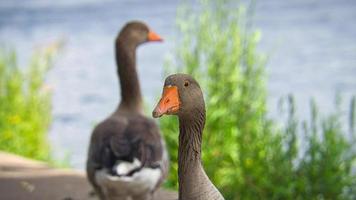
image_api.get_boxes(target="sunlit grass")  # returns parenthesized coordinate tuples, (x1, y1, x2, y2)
(0, 43, 66, 166)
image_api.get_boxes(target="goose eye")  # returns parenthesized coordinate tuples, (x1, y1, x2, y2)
(184, 81, 189, 87)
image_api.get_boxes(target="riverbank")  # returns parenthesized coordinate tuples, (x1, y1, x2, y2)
(0, 151, 177, 200)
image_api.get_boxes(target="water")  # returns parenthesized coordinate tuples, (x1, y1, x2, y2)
(0, 0, 355, 169)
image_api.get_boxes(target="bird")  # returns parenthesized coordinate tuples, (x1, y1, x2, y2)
(152, 73, 225, 200)
(86, 21, 168, 200)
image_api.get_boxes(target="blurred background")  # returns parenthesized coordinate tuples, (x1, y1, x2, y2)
(1, 0, 355, 199)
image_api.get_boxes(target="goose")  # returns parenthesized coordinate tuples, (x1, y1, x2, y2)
(86, 21, 168, 200)
(152, 74, 225, 200)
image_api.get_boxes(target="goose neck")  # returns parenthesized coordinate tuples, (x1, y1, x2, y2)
(115, 39, 142, 112)
(178, 109, 206, 199)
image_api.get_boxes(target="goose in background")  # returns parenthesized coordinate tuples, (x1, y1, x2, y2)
(87, 21, 168, 200)
(152, 74, 225, 200)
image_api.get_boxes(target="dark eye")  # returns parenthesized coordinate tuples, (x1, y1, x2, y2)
(184, 81, 189, 87)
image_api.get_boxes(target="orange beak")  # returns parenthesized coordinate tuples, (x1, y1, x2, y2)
(152, 86, 180, 118)
(147, 30, 163, 42)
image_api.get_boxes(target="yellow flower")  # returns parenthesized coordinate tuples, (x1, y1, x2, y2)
(8, 115, 21, 124)
(245, 158, 253, 168)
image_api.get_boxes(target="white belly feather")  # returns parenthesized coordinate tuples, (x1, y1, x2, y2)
(95, 158, 161, 198)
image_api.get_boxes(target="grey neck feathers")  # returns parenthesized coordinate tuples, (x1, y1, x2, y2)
(116, 39, 142, 113)
(178, 107, 207, 199)
(178, 105, 224, 200)
(178, 107, 205, 169)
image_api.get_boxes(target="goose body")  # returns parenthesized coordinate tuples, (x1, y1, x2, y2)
(86, 21, 168, 200)
(153, 74, 224, 200)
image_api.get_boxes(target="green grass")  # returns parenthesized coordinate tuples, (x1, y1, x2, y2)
(0, 43, 62, 164)
(160, 0, 356, 199)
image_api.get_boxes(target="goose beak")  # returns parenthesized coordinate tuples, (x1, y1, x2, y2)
(147, 30, 163, 42)
(152, 86, 180, 118)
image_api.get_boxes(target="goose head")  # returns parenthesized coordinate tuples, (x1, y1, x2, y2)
(152, 73, 205, 118)
(117, 21, 163, 47)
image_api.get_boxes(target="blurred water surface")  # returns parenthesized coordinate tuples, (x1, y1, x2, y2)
(0, 0, 355, 168)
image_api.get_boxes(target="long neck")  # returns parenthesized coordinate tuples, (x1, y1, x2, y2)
(178, 108, 224, 200)
(178, 109, 205, 170)
(178, 108, 207, 199)
(115, 39, 142, 113)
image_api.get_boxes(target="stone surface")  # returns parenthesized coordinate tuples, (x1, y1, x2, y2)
(0, 152, 177, 200)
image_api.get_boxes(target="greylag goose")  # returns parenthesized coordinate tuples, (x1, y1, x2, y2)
(152, 74, 225, 200)
(86, 21, 168, 200)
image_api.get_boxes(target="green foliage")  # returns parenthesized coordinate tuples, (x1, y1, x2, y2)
(0, 43, 60, 163)
(277, 96, 356, 200)
(160, 0, 356, 199)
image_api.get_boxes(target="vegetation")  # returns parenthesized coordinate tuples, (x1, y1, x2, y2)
(160, 0, 356, 199)
(0, 43, 60, 163)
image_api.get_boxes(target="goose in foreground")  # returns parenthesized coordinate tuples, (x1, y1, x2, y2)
(152, 74, 225, 200)
(86, 21, 168, 200)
